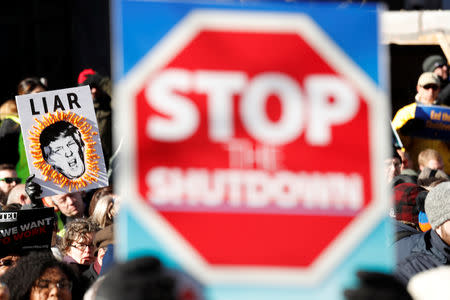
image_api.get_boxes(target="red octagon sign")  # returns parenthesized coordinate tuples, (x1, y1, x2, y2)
(118, 11, 389, 285)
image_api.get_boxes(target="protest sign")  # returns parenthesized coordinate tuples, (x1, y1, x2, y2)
(0, 207, 54, 257)
(16, 86, 108, 197)
(114, 1, 392, 298)
(403, 104, 450, 140)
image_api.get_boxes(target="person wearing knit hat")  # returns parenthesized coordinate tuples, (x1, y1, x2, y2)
(395, 182, 450, 285)
(422, 55, 450, 106)
(422, 55, 448, 76)
(425, 182, 450, 231)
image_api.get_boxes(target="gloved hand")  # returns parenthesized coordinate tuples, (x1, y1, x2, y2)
(344, 270, 412, 300)
(25, 175, 43, 208)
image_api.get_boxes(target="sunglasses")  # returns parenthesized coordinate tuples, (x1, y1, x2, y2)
(0, 177, 21, 184)
(435, 63, 448, 69)
(422, 84, 439, 91)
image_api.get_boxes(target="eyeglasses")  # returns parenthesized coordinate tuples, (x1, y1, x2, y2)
(0, 177, 21, 184)
(422, 84, 439, 91)
(71, 243, 94, 252)
(34, 279, 72, 291)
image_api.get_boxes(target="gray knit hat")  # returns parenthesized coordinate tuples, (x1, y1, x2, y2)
(423, 55, 447, 72)
(425, 182, 450, 229)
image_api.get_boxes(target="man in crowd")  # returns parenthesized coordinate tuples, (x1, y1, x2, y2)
(396, 182, 450, 284)
(392, 72, 450, 174)
(42, 191, 86, 236)
(422, 55, 450, 106)
(78, 69, 112, 168)
(418, 148, 445, 172)
(6, 184, 31, 206)
(0, 164, 20, 198)
(60, 218, 99, 289)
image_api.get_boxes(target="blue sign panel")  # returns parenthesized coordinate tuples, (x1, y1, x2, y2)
(414, 104, 450, 140)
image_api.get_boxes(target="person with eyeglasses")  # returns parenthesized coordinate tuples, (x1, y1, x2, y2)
(423, 55, 450, 106)
(60, 219, 99, 290)
(392, 72, 450, 176)
(1, 251, 81, 300)
(0, 164, 20, 199)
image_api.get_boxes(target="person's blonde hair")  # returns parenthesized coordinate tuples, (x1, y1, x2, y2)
(418, 148, 443, 168)
(90, 195, 119, 229)
(0, 99, 18, 120)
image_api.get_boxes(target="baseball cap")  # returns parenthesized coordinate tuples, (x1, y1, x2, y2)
(417, 72, 440, 87)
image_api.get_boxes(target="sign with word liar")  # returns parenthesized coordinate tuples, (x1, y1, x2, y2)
(16, 86, 108, 197)
(114, 1, 391, 298)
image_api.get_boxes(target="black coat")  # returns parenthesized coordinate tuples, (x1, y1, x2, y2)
(438, 80, 450, 106)
(392, 220, 421, 263)
(395, 229, 450, 285)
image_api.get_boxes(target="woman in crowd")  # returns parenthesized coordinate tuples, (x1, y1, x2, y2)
(90, 195, 119, 229)
(1, 251, 81, 300)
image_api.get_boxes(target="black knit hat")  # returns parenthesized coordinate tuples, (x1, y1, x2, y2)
(422, 55, 447, 72)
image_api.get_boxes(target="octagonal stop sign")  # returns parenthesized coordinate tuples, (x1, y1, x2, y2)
(124, 11, 388, 285)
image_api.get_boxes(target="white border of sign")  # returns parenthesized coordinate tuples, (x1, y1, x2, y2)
(116, 10, 390, 286)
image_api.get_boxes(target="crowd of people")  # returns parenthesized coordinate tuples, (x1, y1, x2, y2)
(3, 54, 450, 299)
(0, 71, 188, 300)
(347, 54, 450, 299)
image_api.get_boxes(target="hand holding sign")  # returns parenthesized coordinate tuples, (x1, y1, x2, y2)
(24, 175, 43, 208)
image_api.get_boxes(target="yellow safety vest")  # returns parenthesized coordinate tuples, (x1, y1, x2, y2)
(5, 115, 29, 181)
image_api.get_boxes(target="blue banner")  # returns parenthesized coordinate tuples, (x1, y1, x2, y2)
(413, 105, 450, 140)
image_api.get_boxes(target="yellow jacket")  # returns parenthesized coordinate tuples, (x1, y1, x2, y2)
(392, 102, 450, 174)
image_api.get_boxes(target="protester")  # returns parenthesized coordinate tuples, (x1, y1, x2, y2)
(0, 100, 17, 121)
(395, 182, 450, 284)
(60, 219, 99, 289)
(60, 219, 98, 266)
(6, 184, 31, 206)
(0, 100, 19, 167)
(0, 255, 21, 278)
(0, 165, 20, 198)
(0, 77, 48, 181)
(83, 224, 113, 285)
(88, 186, 114, 217)
(78, 69, 112, 169)
(417, 167, 449, 183)
(392, 72, 450, 174)
(422, 55, 450, 106)
(90, 195, 119, 229)
(95, 256, 176, 300)
(385, 148, 402, 183)
(397, 148, 418, 178)
(1, 251, 82, 300)
(414, 177, 447, 232)
(418, 148, 445, 172)
(43, 192, 86, 236)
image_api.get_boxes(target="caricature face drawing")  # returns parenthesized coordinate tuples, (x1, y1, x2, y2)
(40, 121, 85, 179)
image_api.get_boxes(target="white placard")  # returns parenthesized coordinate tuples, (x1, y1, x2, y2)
(16, 86, 108, 197)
